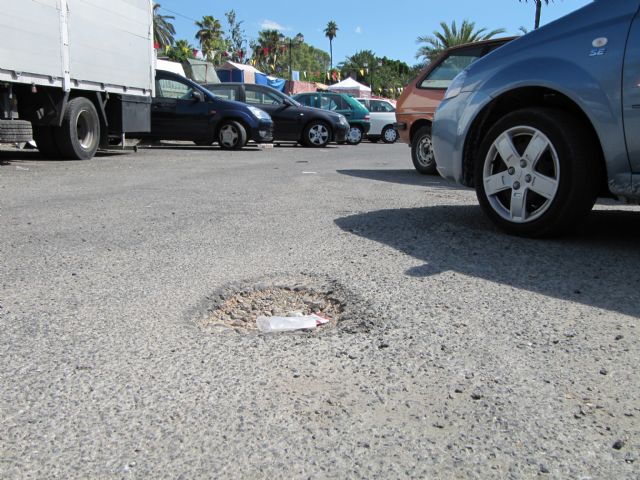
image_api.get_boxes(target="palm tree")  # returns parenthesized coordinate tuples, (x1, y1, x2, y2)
(153, 3, 175, 48)
(195, 15, 225, 62)
(519, 0, 553, 30)
(250, 29, 284, 73)
(415, 20, 506, 62)
(324, 21, 338, 70)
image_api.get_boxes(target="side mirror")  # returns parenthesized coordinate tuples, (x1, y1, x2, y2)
(192, 90, 205, 102)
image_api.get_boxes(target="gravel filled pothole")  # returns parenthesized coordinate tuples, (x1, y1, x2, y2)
(198, 276, 374, 334)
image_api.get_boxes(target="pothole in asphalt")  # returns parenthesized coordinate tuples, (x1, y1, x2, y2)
(198, 275, 375, 334)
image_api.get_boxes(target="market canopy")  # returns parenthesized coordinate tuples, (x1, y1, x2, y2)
(328, 77, 372, 93)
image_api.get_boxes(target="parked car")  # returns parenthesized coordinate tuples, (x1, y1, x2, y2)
(204, 83, 349, 147)
(396, 38, 514, 174)
(134, 70, 273, 149)
(432, 0, 640, 237)
(356, 98, 399, 143)
(292, 92, 371, 145)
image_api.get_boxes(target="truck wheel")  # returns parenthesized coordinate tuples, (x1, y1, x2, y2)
(0, 119, 33, 143)
(55, 97, 100, 160)
(474, 108, 600, 237)
(218, 121, 247, 150)
(411, 125, 437, 174)
(33, 126, 62, 159)
(302, 121, 330, 147)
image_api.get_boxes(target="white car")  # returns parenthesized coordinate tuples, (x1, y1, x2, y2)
(356, 98, 398, 143)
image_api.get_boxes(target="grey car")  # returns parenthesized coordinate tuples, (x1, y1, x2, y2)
(432, 0, 640, 237)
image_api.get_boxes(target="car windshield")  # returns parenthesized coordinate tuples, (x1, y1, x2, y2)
(420, 46, 485, 89)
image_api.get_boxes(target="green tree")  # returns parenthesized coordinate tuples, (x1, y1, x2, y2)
(324, 21, 339, 70)
(249, 29, 284, 73)
(165, 39, 196, 62)
(195, 15, 226, 63)
(225, 10, 247, 63)
(519, 0, 553, 30)
(153, 3, 175, 48)
(339, 51, 413, 98)
(415, 20, 505, 63)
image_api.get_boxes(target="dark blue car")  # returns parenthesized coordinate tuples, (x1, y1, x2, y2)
(138, 70, 273, 149)
(432, 0, 640, 237)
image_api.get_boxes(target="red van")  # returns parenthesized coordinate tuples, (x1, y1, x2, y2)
(395, 38, 515, 174)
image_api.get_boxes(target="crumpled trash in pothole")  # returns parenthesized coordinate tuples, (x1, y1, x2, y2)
(256, 311, 330, 333)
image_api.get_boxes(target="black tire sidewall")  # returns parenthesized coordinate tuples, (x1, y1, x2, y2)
(381, 126, 398, 144)
(346, 126, 363, 145)
(411, 125, 436, 174)
(302, 121, 330, 148)
(474, 108, 599, 237)
(57, 98, 100, 160)
(218, 121, 247, 150)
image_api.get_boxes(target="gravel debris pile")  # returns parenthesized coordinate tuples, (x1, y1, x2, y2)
(202, 285, 345, 332)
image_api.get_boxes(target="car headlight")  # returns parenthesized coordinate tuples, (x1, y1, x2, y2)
(444, 70, 468, 100)
(338, 115, 349, 126)
(248, 105, 271, 121)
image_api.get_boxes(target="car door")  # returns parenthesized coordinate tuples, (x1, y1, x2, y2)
(368, 99, 395, 135)
(624, 9, 640, 173)
(154, 75, 209, 140)
(245, 86, 300, 140)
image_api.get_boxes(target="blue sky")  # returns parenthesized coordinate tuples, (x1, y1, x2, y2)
(157, 0, 592, 66)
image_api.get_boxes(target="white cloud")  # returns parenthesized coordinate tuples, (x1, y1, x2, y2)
(355, 26, 362, 34)
(260, 19, 290, 31)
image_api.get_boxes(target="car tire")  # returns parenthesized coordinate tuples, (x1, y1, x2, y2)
(0, 119, 32, 143)
(33, 126, 62, 159)
(474, 107, 601, 237)
(302, 121, 330, 148)
(55, 97, 100, 160)
(218, 120, 247, 150)
(411, 125, 437, 174)
(346, 125, 363, 145)
(382, 125, 399, 144)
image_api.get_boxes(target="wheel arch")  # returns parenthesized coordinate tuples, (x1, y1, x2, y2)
(409, 118, 432, 144)
(462, 87, 610, 196)
(214, 116, 250, 139)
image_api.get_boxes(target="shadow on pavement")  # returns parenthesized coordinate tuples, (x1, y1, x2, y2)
(335, 204, 640, 317)
(337, 169, 467, 189)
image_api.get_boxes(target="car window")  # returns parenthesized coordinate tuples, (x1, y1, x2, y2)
(370, 100, 395, 112)
(419, 46, 485, 89)
(357, 99, 368, 108)
(246, 88, 283, 105)
(209, 86, 237, 101)
(156, 78, 194, 100)
(321, 95, 348, 111)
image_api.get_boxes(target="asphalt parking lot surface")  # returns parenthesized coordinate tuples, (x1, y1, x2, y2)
(1, 142, 639, 478)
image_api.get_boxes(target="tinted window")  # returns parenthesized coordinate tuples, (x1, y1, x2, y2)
(370, 100, 395, 112)
(320, 95, 348, 111)
(419, 46, 484, 89)
(156, 78, 194, 100)
(209, 86, 237, 100)
(246, 88, 283, 105)
(295, 94, 315, 107)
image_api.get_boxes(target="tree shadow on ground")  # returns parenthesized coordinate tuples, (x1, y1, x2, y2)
(335, 205, 640, 317)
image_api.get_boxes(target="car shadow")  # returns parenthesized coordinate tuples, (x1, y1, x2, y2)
(337, 169, 468, 189)
(335, 205, 640, 317)
(137, 144, 265, 152)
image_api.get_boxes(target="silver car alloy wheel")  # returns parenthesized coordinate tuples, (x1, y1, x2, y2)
(416, 134, 434, 167)
(220, 124, 239, 148)
(482, 125, 560, 224)
(308, 124, 329, 145)
(347, 126, 362, 144)
(383, 128, 398, 143)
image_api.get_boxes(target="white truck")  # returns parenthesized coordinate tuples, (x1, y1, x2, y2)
(0, 0, 154, 159)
